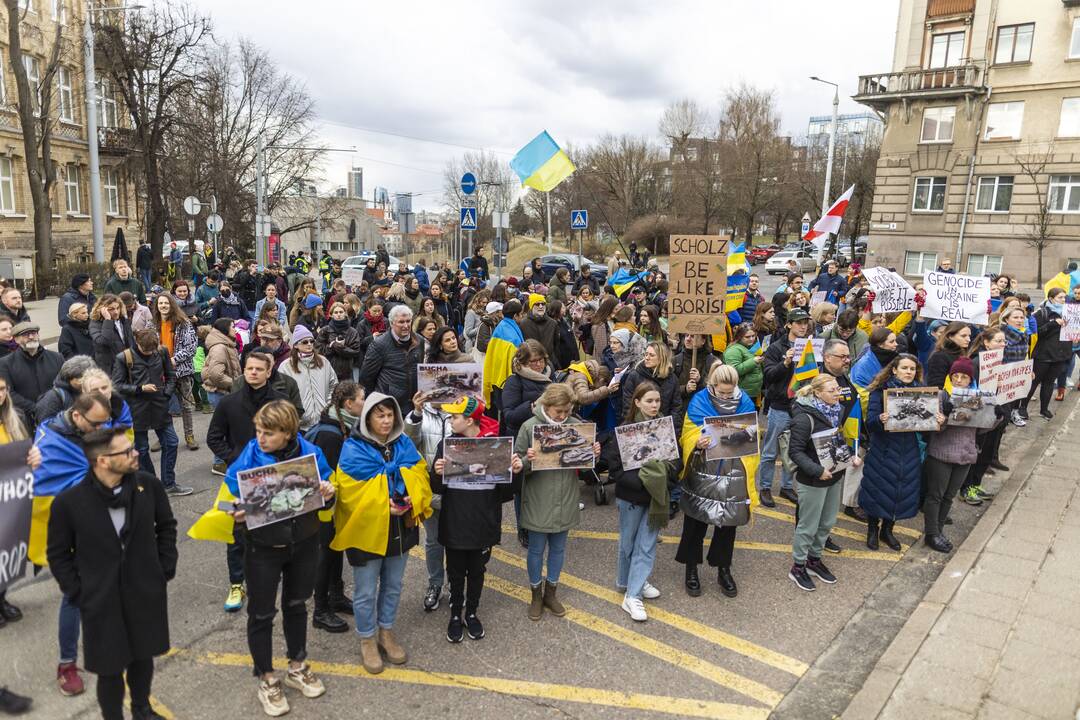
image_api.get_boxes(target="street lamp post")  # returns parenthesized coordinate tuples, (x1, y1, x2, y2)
(810, 76, 839, 262)
(84, 2, 142, 264)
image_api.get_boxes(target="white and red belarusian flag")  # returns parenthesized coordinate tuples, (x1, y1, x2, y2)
(803, 185, 855, 249)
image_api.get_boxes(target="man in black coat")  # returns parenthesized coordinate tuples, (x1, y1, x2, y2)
(136, 241, 154, 290)
(46, 425, 177, 720)
(110, 328, 191, 496)
(468, 246, 490, 280)
(0, 322, 63, 427)
(358, 305, 422, 411)
(57, 273, 97, 327)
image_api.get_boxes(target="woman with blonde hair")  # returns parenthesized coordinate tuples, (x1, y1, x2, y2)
(89, 293, 131, 375)
(619, 341, 680, 423)
(59, 302, 94, 358)
(810, 302, 838, 336)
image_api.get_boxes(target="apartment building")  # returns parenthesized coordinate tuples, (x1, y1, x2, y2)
(0, 0, 138, 287)
(854, 0, 1080, 283)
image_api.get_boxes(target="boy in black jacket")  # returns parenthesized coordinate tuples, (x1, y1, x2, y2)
(431, 397, 522, 643)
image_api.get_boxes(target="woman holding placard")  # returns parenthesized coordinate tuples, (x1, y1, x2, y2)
(925, 322, 971, 390)
(860, 355, 941, 552)
(964, 327, 1010, 504)
(1022, 286, 1069, 421)
(924, 357, 979, 552)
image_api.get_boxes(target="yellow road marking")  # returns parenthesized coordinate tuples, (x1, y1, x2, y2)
(754, 507, 910, 549)
(484, 574, 784, 708)
(489, 547, 810, 676)
(195, 651, 770, 720)
(122, 691, 175, 720)
(773, 497, 922, 538)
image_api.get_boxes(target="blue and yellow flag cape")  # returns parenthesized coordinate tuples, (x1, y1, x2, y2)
(330, 434, 432, 555)
(188, 435, 333, 544)
(679, 389, 759, 512)
(509, 131, 576, 192)
(483, 317, 523, 406)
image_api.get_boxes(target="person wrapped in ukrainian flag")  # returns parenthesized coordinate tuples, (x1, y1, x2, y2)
(674, 364, 759, 600)
(482, 298, 524, 410)
(329, 392, 431, 675)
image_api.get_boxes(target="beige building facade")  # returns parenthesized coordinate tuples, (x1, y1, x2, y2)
(855, 0, 1080, 283)
(0, 0, 139, 289)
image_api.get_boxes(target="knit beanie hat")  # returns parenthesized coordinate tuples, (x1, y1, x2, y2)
(291, 324, 314, 344)
(71, 273, 91, 290)
(303, 293, 323, 309)
(949, 356, 974, 378)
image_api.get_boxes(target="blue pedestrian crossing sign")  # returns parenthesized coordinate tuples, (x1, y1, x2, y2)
(570, 209, 588, 230)
(460, 207, 477, 230)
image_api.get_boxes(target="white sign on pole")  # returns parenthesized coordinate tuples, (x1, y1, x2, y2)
(206, 214, 224, 233)
(256, 214, 273, 238)
(978, 348, 1003, 394)
(183, 196, 201, 216)
(1063, 304, 1080, 343)
(491, 211, 510, 229)
(921, 271, 991, 325)
(863, 267, 916, 313)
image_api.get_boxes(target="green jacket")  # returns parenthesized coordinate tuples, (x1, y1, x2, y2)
(104, 275, 146, 304)
(723, 342, 764, 399)
(545, 277, 567, 305)
(191, 251, 208, 276)
(515, 406, 585, 534)
(820, 324, 869, 360)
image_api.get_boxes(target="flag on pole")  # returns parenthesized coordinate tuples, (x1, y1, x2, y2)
(803, 185, 855, 250)
(727, 242, 750, 276)
(788, 339, 819, 397)
(509, 131, 576, 192)
(843, 393, 862, 448)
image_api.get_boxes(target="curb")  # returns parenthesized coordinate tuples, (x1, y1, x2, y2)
(840, 395, 1080, 719)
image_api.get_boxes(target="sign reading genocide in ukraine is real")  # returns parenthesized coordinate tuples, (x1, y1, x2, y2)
(921, 271, 991, 325)
(666, 235, 727, 335)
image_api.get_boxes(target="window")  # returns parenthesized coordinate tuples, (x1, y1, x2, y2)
(984, 101, 1024, 140)
(966, 254, 1003, 276)
(63, 164, 80, 214)
(103, 168, 119, 215)
(95, 79, 118, 127)
(21, 55, 40, 113)
(0, 158, 13, 213)
(1049, 175, 1080, 214)
(976, 176, 1013, 213)
(57, 66, 72, 122)
(1059, 98, 1080, 137)
(912, 176, 947, 212)
(921, 106, 955, 143)
(1071, 18, 1080, 59)
(51, 0, 65, 23)
(929, 31, 965, 68)
(995, 23, 1033, 64)
(904, 251, 938, 276)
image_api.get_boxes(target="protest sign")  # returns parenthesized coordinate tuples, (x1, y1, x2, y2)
(532, 423, 597, 470)
(667, 235, 727, 335)
(342, 266, 365, 289)
(237, 454, 325, 530)
(1064, 304, 1080, 343)
(443, 436, 514, 489)
(978, 348, 1003, 394)
(703, 412, 759, 460)
(921, 271, 991, 325)
(986, 360, 1033, 403)
(948, 388, 997, 429)
(792, 337, 825, 362)
(862, 267, 916, 313)
(615, 416, 679, 471)
(0, 440, 33, 593)
(809, 290, 827, 306)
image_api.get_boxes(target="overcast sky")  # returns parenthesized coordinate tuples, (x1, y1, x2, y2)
(188, 0, 899, 211)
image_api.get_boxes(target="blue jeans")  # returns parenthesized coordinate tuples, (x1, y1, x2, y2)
(59, 593, 80, 663)
(422, 511, 444, 588)
(616, 499, 660, 599)
(135, 424, 178, 489)
(526, 530, 569, 586)
(351, 554, 408, 638)
(757, 408, 793, 492)
(139, 268, 151, 291)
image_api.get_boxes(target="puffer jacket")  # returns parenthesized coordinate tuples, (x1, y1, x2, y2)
(498, 368, 550, 439)
(358, 330, 423, 411)
(859, 378, 924, 520)
(567, 368, 614, 407)
(515, 406, 586, 533)
(278, 355, 339, 430)
(723, 341, 764, 399)
(201, 328, 241, 394)
(928, 390, 978, 465)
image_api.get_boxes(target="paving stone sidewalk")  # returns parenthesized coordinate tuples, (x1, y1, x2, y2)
(843, 401, 1080, 720)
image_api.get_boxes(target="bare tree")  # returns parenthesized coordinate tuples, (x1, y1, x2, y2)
(580, 134, 663, 235)
(659, 98, 706, 155)
(5, 0, 65, 286)
(1015, 145, 1059, 286)
(442, 150, 515, 248)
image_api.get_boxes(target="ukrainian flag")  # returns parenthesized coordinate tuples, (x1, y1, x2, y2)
(1044, 271, 1070, 297)
(607, 268, 647, 298)
(483, 316, 524, 407)
(509, 131, 576, 192)
(843, 395, 862, 451)
(726, 272, 750, 314)
(727, 242, 750, 276)
(788, 339, 819, 397)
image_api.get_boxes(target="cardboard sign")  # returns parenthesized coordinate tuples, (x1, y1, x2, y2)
(0, 441, 32, 593)
(667, 235, 728, 335)
(809, 290, 828, 306)
(237, 454, 325, 530)
(342, 266, 365, 289)
(978, 348, 1003, 394)
(792, 337, 826, 362)
(986, 360, 1033, 403)
(921, 271, 991, 325)
(1063, 304, 1080, 343)
(862, 267, 916, 313)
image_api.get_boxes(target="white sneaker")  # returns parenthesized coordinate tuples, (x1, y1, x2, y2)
(284, 662, 326, 698)
(641, 582, 661, 599)
(578, 502, 585, 510)
(621, 595, 647, 622)
(257, 678, 290, 717)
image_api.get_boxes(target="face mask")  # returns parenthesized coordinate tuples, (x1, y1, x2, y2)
(221, 289, 231, 297)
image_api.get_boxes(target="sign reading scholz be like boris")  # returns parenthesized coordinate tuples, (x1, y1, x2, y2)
(666, 235, 727, 335)
(920, 271, 991, 325)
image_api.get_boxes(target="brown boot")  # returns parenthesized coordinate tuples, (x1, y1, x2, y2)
(528, 584, 544, 621)
(359, 637, 383, 674)
(378, 627, 407, 665)
(185, 434, 200, 451)
(542, 582, 566, 617)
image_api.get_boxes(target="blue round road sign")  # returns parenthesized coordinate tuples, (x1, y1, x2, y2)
(461, 172, 477, 195)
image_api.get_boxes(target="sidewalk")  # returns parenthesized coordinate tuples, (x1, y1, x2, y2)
(24, 296, 60, 345)
(844, 399, 1080, 720)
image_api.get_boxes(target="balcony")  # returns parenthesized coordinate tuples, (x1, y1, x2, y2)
(853, 63, 986, 113)
(97, 126, 135, 155)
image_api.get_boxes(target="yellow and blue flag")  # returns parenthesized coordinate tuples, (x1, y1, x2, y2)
(726, 272, 750, 314)
(727, 242, 751, 277)
(608, 268, 647, 298)
(483, 317, 524, 406)
(1044, 271, 1070, 297)
(788, 339, 819, 397)
(509, 131, 576, 192)
(843, 395, 862, 451)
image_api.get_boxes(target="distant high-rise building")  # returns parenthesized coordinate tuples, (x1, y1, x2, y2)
(348, 167, 364, 199)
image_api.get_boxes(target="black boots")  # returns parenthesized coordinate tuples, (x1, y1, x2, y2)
(684, 564, 702, 597)
(866, 518, 880, 551)
(879, 520, 902, 551)
(717, 567, 737, 598)
(924, 534, 953, 554)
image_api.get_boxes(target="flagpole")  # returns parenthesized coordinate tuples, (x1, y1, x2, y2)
(545, 192, 552, 253)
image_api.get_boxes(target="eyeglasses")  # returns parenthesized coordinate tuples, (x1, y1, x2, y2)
(102, 446, 139, 457)
(296, 339, 314, 345)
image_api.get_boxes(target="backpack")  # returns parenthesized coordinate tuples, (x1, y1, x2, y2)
(304, 421, 343, 444)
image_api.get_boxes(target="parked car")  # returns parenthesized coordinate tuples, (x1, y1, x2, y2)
(748, 245, 782, 265)
(783, 240, 817, 253)
(764, 250, 819, 275)
(835, 240, 868, 267)
(341, 252, 414, 275)
(537, 254, 608, 283)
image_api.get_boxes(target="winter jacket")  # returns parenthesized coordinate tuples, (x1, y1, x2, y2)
(0, 300, 29, 325)
(161, 319, 197, 378)
(807, 271, 848, 303)
(859, 379, 924, 521)
(358, 330, 423, 411)
(476, 312, 499, 354)
(925, 348, 961, 390)
(0, 347, 64, 425)
(210, 294, 250, 324)
(741, 291, 764, 321)
(821, 324, 869, 361)
(673, 348, 720, 405)
(136, 245, 154, 272)
(58, 288, 98, 327)
(46, 470, 176, 675)
(462, 308, 481, 351)
(228, 368, 305, 419)
(589, 322, 610, 363)
(515, 406, 586, 533)
(129, 304, 153, 334)
(59, 319, 94, 359)
(1033, 305, 1071, 363)
(253, 298, 288, 327)
(761, 334, 796, 413)
(174, 293, 198, 322)
(104, 275, 146, 305)
(787, 398, 845, 488)
(430, 434, 517, 549)
(278, 355, 338, 430)
(567, 367, 614, 407)
(110, 347, 176, 431)
(928, 420, 978, 466)
(498, 368, 550, 439)
(619, 362, 681, 424)
(195, 283, 220, 312)
(206, 381, 285, 465)
(723, 342, 764, 399)
(519, 313, 558, 360)
(546, 276, 568, 305)
(34, 378, 78, 427)
(201, 329, 241, 394)
(315, 322, 363, 380)
(551, 316, 579, 372)
(191, 251, 208, 278)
